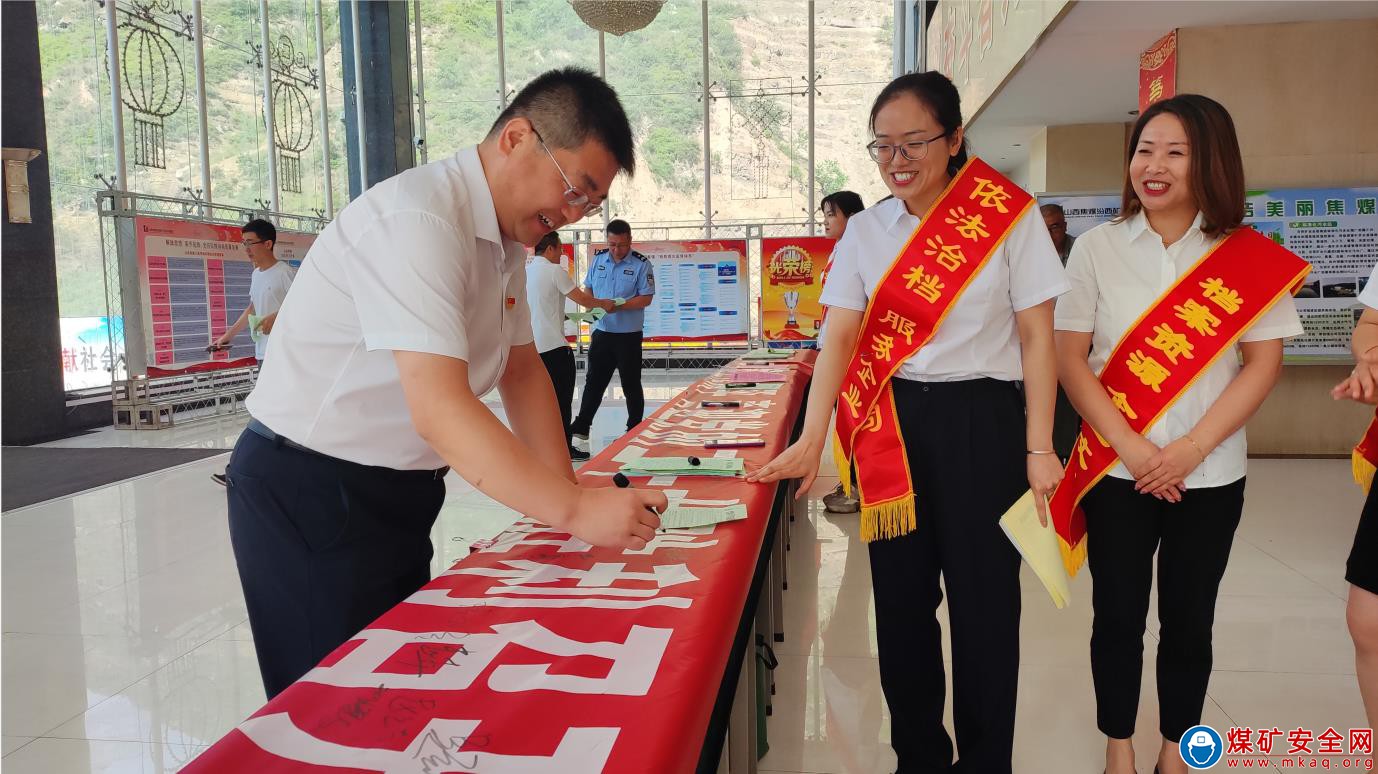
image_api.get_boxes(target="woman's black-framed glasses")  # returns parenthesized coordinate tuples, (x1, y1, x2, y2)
(866, 131, 951, 164)
(532, 126, 602, 217)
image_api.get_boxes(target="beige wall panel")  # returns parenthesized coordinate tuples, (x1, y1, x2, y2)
(1178, 19, 1378, 454)
(1044, 123, 1126, 193)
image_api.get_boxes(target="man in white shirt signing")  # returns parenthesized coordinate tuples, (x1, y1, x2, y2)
(224, 67, 666, 699)
(525, 230, 613, 461)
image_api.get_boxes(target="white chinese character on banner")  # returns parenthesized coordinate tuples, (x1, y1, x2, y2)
(622, 526, 720, 555)
(239, 712, 618, 772)
(443, 560, 698, 597)
(301, 622, 671, 694)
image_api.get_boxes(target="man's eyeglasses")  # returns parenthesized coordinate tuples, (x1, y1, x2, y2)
(241, 239, 265, 247)
(866, 130, 950, 164)
(532, 126, 602, 218)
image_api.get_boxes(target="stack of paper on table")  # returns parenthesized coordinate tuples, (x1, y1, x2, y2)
(657, 504, 748, 530)
(619, 456, 745, 477)
(730, 369, 789, 383)
(742, 349, 794, 360)
(998, 490, 1071, 609)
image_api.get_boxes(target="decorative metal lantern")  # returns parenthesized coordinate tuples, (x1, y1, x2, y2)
(268, 36, 316, 194)
(114, 0, 192, 169)
(569, 1, 666, 36)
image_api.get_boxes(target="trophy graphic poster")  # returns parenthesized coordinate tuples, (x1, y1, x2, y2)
(761, 237, 835, 346)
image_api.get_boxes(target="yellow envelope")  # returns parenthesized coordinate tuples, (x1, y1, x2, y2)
(998, 489, 1071, 609)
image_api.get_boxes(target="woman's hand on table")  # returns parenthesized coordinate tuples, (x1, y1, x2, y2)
(746, 438, 824, 494)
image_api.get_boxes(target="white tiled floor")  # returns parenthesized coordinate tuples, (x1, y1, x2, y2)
(2, 370, 1371, 773)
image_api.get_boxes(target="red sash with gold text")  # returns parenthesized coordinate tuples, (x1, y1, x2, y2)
(1050, 227, 1310, 574)
(834, 158, 1032, 542)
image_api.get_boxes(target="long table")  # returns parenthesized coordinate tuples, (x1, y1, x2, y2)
(186, 351, 815, 773)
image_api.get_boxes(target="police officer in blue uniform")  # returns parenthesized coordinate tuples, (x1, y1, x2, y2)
(570, 219, 655, 446)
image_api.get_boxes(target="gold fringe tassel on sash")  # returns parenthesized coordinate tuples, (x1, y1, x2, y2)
(1354, 448, 1376, 494)
(1058, 535, 1088, 579)
(860, 497, 917, 543)
(835, 428, 919, 542)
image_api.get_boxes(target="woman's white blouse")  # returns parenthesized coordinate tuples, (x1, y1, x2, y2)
(819, 196, 1070, 382)
(1054, 211, 1304, 487)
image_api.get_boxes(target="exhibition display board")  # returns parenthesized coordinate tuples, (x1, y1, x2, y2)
(134, 217, 315, 368)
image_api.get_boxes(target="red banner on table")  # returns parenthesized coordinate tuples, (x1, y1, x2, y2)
(185, 352, 817, 773)
(1138, 30, 1178, 114)
(760, 236, 835, 345)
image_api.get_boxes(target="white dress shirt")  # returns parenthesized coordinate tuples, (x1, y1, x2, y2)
(1054, 211, 1304, 487)
(526, 256, 575, 353)
(819, 195, 1070, 381)
(249, 261, 295, 360)
(247, 146, 534, 470)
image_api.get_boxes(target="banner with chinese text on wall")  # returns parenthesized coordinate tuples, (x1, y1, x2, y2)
(135, 217, 316, 370)
(1138, 30, 1178, 114)
(1038, 187, 1378, 361)
(760, 236, 835, 346)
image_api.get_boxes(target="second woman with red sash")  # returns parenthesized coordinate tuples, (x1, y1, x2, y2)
(1053, 95, 1306, 774)
(750, 71, 1068, 773)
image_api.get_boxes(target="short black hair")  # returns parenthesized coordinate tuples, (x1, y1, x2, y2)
(242, 218, 276, 244)
(606, 219, 631, 237)
(820, 190, 864, 218)
(534, 231, 562, 254)
(488, 67, 635, 176)
(1040, 203, 1065, 217)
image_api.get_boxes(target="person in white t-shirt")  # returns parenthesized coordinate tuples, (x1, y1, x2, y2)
(210, 219, 294, 487)
(525, 230, 613, 461)
(223, 67, 665, 699)
(212, 219, 296, 361)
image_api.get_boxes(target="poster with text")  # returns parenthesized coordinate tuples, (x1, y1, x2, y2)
(1036, 193, 1121, 238)
(1250, 187, 1378, 359)
(135, 217, 317, 370)
(760, 236, 835, 346)
(588, 240, 750, 342)
(1038, 188, 1378, 361)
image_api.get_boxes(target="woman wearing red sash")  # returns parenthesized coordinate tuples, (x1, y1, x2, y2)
(1329, 267, 1378, 768)
(1055, 95, 1303, 774)
(750, 71, 1068, 773)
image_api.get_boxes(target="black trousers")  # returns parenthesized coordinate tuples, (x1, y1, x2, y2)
(570, 329, 644, 435)
(1082, 475, 1246, 742)
(1347, 475, 1378, 594)
(869, 378, 1027, 774)
(226, 427, 445, 698)
(539, 345, 576, 446)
